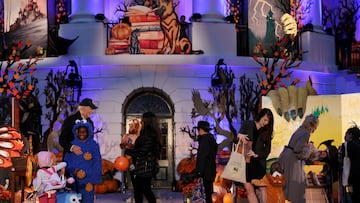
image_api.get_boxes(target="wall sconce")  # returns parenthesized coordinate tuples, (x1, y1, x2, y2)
(211, 58, 234, 88)
(65, 60, 82, 106)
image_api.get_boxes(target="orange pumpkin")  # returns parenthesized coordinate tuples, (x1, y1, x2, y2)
(103, 179, 118, 193)
(111, 23, 131, 40)
(223, 192, 233, 203)
(95, 184, 107, 194)
(114, 156, 129, 171)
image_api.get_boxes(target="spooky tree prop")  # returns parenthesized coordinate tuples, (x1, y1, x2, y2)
(253, 35, 302, 96)
(56, 0, 69, 24)
(322, 0, 360, 69)
(0, 40, 38, 98)
(0, 40, 42, 155)
(0, 42, 40, 189)
(192, 59, 237, 151)
(225, 0, 242, 30)
(43, 69, 72, 151)
(239, 74, 261, 122)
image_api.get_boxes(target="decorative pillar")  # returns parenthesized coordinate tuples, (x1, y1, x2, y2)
(70, 0, 104, 23)
(192, 0, 225, 22)
(306, 0, 323, 31)
(60, 0, 107, 55)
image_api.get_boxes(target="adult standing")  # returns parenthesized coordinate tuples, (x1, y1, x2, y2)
(341, 127, 355, 203)
(278, 114, 320, 203)
(194, 121, 217, 203)
(126, 112, 161, 203)
(59, 98, 98, 157)
(347, 126, 360, 202)
(235, 108, 274, 203)
(119, 119, 141, 187)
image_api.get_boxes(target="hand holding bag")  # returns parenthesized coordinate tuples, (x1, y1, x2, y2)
(221, 142, 247, 183)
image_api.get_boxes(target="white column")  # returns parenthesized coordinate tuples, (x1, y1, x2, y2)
(192, 0, 225, 22)
(306, 0, 323, 31)
(70, 0, 104, 23)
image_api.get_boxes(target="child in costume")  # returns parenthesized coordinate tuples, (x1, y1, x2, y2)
(32, 151, 74, 203)
(64, 120, 102, 203)
(251, 161, 286, 203)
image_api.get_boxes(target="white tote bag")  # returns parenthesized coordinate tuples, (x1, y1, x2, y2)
(221, 143, 247, 183)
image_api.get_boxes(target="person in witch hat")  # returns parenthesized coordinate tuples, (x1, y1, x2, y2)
(194, 121, 217, 203)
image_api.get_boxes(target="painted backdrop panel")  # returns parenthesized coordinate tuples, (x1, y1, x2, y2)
(2, 0, 47, 58)
(248, 0, 284, 54)
(263, 93, 360, 159)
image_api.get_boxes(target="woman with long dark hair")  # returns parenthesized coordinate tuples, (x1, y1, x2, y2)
(235, 108, 274, 203)
(126, 112, 161, 203)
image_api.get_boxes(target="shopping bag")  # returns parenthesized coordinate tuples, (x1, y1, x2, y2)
(221, 143, 247, 183)
(192, 178, 206, 203)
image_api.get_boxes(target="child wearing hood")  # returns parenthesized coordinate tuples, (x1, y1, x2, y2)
(33, 151, 74, 203)
(64, 120, 102, 203)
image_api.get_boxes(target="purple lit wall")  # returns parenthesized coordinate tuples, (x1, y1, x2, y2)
(71, 0, 103, 16)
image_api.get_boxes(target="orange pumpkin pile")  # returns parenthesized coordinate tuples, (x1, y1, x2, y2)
(95, 159, 119, 194)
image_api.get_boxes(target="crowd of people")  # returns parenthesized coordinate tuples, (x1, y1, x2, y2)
(58, 97, 161, 203)
(21, 97, 360, 203)
(193, 107, 359, 203)
(230, 110, 359, 203)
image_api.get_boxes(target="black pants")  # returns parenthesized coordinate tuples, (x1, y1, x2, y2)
(133, 176, 156, 203)
(351, 183, 360, 203)
(203, 179, 214, 203)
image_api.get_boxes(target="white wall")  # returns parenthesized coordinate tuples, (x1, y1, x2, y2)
(34, 54, 344, 175)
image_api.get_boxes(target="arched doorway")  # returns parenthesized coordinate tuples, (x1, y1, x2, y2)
(122, 87, 175, 188)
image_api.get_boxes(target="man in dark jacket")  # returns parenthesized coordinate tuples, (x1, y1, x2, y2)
(59, 98, 97, 158)
(195, 121, 217, 203)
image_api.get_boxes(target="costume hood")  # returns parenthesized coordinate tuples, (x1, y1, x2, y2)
(37, 151, 53, 168)
(71, 119, 94, 143)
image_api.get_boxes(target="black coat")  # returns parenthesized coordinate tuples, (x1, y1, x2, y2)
(347, 138, 360, 185)
(195, 133, 217, 181)
(126, 126, 159, 177)
(59, 111, 94, 152)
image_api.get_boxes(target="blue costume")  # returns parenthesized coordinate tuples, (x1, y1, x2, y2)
(64, 120, 102, 203)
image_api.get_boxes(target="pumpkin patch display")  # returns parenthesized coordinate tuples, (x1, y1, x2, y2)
(95, 159, 119, 194)
(176, 156, 197, 191)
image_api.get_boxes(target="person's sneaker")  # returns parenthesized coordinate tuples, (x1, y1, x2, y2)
(129, 164, 135, 171)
